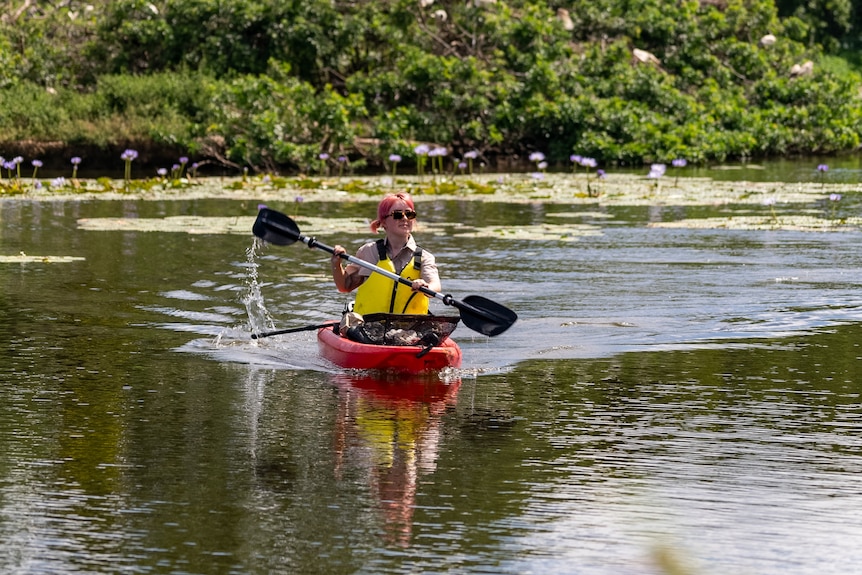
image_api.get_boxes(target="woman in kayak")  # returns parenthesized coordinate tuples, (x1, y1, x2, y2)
(331, 192, 441, 315)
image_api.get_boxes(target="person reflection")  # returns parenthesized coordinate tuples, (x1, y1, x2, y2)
(333, 374, 460, 546)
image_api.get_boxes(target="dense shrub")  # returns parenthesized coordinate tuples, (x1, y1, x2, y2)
(2, 0, 862, 170)
(207, 62, 366, 171)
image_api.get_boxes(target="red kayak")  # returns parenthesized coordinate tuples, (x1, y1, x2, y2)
(318, 325, 462, 372)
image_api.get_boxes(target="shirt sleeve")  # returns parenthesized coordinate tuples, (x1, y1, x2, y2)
(420, 250, 439, 284)
(352, 242, 378, 278)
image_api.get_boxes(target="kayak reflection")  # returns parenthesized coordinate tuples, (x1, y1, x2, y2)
(331, 372, 462, 546)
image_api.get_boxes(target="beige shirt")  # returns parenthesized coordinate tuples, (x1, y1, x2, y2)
(352, 236, 439, 285)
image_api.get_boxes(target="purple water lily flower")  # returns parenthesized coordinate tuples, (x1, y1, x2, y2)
(647, 164, 667, 178)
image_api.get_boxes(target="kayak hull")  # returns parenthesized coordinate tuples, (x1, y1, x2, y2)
(317, 325, 462, 372)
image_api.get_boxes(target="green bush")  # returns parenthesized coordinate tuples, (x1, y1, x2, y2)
(3, 0, 862, 170)
(207, 61, 366, 171)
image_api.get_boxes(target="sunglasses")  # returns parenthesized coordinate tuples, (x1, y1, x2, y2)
(385, 209, 417, 220)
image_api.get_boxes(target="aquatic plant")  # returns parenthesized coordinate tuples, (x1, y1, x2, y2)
(31, 159, 42, 181)
(763, 197, 779, 226)
(12, 156, 23, 179)
(428, 147, 447, 176)
(178, 157, 189, 178)
(121, 149, 138, 185)
(647, 163, 666, 194)
(464, 150, 479, 174)
(596, 169, 606, 195)
(70, 157, 81, 181)
(414, 144, 430, 179)
(3, 159, 17, 181)
(817, 164, 829, 189)
(337, 155, 349, 177)
(829, 193, 842, 222)
(319, 153, 330, 176)
(571, 157, 598, 196)
(388, 153, 401, 176)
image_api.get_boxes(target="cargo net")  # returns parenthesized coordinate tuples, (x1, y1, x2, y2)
(344, 313, 460, 346)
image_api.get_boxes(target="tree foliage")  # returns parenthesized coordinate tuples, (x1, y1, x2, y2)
(1, 0, 861, 171)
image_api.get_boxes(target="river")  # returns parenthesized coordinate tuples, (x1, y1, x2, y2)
(1, 172, 861, 574)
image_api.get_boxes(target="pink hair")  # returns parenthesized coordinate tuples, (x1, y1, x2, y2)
(370, 192, 415, 233)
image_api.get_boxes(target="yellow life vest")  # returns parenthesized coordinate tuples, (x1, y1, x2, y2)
(354, 240, 428, 315)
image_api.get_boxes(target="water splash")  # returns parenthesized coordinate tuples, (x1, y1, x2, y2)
(242, 237, 276, 338)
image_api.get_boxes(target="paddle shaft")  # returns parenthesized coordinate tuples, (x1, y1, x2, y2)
(252, 322, 338, 339)
(299, 233, 493, 316)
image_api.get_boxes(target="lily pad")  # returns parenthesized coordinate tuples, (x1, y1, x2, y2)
(649, 215, 862, 232)
(452, 223, 602, 241)
(77, 216, 256, 234)
(1, 253, 86, 263)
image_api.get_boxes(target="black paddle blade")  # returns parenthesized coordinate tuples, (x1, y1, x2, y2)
(252, 208, 301, 246)
(453, 295, 517, 337)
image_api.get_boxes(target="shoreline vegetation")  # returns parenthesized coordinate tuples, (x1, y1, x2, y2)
(3, 1, 862, 176)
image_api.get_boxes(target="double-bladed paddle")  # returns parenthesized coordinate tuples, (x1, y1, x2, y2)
(251, 207, 517, 337)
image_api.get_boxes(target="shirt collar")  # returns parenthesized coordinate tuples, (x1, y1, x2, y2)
(384, 235, 416, 254)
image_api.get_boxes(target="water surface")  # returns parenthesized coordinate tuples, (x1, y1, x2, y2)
(1, 184, 861, 574)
